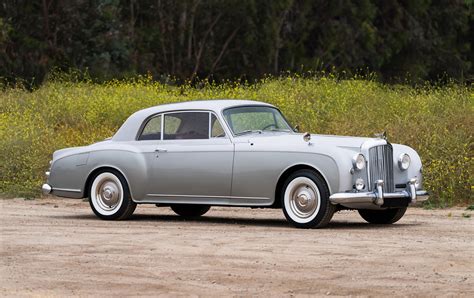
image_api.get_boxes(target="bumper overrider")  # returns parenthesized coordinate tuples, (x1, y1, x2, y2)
(329, 178, 429, 207)
(42, 183, 52, 194)
(42, 170, 52, 194)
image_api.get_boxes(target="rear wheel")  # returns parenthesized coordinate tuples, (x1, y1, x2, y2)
(358, 207, 407, 224)
(89, 170, 136, 220)
(170, 204, 210, 218)
(281, 169, 336, 228)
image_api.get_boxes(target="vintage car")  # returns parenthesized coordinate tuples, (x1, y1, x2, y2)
(42, 100, 428, 228)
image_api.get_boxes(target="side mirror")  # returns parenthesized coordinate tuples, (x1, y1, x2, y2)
(293, 125, 299, 132)
(303, 132, 311, 142)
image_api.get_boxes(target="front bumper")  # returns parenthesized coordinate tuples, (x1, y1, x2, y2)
(329, 179, 429, 208)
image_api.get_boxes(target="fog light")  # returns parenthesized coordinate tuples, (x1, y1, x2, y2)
(355, 178, 365, 191)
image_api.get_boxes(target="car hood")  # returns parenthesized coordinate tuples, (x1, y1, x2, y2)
(243, 132, 374, 151)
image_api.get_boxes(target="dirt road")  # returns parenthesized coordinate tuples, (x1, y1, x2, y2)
(1, 198, 473, 296)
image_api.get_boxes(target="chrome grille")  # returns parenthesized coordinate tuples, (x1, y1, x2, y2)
(368, 144, 394, 192)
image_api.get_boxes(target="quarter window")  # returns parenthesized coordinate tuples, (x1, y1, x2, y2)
(164, 112, 209, 140)
(211, 114, 226, 138)
(138, 115, 162, 140)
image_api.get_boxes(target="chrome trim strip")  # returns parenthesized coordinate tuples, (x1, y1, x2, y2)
(148, 193, 268, 200)
(54, 187, 82, 193)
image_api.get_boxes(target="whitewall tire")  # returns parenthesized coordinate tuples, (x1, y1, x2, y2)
(89, 170, 136, 220)
(281, 169, 336, 228)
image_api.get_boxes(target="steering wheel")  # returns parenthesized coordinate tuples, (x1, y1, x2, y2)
(262, 123, 277, 131)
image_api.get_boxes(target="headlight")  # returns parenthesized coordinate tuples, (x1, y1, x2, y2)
(352, 154, 366, 170)
(398, 153, 411, 171)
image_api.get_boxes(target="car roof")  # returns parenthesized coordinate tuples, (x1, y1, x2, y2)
(112, 99, 275, 141)
(138, 99, 273, 115)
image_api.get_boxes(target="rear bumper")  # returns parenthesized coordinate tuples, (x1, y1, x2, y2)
(42, 183, 52, 195)
(329, 179, 429, 208)
(42, 183, 83, 198)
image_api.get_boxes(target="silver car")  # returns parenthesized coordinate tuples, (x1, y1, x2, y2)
(42, 100, 428, 228)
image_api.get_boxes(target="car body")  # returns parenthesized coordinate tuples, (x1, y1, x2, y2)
(42, 99, 428, 228)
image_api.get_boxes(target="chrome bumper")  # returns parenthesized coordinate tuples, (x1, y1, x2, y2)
(329, 179, 429, 206)
(42, 183, 52, 195)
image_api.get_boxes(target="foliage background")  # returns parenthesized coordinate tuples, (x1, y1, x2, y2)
(1, 0, 472, 86)
(0, 75, 472, 206)
(0, 1, 472, 206)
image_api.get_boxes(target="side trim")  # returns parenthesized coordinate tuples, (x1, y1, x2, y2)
(148, 193, 267, 200)
(54, 187, 82, 193)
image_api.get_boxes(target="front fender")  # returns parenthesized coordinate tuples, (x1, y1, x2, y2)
(392, 144, 424, 188)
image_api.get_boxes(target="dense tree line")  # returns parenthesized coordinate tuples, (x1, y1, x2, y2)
(0, 0, 472, 85)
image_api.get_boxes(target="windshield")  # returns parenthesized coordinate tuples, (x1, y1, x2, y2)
(223, 106, 292, 135)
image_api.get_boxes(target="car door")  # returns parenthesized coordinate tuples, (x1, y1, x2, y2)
(146, 111, 234, 200)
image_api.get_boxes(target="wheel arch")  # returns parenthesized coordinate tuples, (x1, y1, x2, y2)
(84, 166, 133, 200)
(273, 164, 331, 208)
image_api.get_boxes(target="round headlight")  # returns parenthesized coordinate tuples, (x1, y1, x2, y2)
(352, 154, 366, 170)
(398, 153, 411, 171)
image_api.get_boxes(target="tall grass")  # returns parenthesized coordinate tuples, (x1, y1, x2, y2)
(0, 75, 472, 206)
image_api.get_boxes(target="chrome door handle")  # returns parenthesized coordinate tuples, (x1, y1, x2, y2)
(155, 148, 168, 153)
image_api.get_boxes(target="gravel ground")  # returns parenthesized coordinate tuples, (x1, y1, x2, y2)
(1, 197, 473, 296)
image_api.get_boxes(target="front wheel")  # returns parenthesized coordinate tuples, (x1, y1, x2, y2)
(89, 170, 136, 220)
(358, 208, 407, 224)
(281, 169, 336, 228)
(170, 205, 210, 218)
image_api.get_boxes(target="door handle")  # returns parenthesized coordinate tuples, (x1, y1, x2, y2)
(155, 148, 168, 153)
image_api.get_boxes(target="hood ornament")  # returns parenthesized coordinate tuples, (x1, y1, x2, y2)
(374, 131, 387, 140)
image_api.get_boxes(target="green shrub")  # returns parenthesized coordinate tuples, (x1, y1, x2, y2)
(0, 76, 472, 206)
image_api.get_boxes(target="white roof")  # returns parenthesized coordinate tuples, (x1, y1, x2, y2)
(112, 99, 274, 141)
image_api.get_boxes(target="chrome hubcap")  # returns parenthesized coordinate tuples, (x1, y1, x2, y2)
(288, 178, 319, 219)
(96, 180, 121, 210)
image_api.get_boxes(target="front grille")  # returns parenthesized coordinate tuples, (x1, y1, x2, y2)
(368, 144, 394, 192)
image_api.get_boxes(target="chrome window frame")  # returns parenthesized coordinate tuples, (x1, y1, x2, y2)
(136, 114, 163, 141)
(136, 109, 229, 141)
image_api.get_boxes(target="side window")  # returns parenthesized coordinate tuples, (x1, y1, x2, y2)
(138, 115, 162, 140)
(164, 112, 209, 140)
(211, 114, 226, 138)
(164, 115, 181, 135)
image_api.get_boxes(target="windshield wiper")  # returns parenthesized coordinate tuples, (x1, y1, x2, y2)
(234, 130, 262, 136)
(266, 128, 291, 132)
